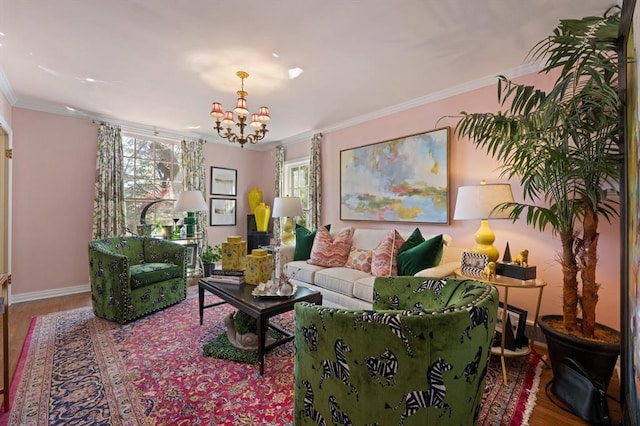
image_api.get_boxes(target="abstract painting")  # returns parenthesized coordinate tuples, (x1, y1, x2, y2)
(340, 127, 449, 223)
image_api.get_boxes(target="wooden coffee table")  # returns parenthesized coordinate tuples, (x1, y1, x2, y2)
(198, 278, 322, 374)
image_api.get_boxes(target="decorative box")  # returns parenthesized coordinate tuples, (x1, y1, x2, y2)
(221, 236, 247, 271)
(245, 248, 273, 285)
(495, 262, 537, 280)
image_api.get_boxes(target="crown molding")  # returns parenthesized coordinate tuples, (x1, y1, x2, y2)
(279, 61, 543, 146)
(0, 68, 17, 105)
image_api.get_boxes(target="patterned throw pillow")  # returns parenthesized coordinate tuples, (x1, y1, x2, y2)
(344, 248, 373, 273)
(371, 229, 405, 276)
(293, 224, 331, 261)
(307, 227, 353, 267)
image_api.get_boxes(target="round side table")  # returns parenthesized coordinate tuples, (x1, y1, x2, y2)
(454, 269, 546, 384)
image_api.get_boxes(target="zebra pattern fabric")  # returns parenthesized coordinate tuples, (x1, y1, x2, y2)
(294, 276, 499, 425)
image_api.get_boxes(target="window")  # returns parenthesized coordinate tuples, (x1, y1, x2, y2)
(283, 158, 311, 227)
(122, 135, 183, 234)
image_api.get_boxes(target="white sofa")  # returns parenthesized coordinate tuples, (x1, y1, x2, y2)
(279, 227, 464, 309)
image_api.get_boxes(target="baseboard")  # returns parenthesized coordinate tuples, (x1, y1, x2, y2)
(525, 320, 543, 345)
(10, 283, 91, 304)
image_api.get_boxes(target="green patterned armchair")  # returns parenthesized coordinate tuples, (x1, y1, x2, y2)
(294, 276, 498, 425)
(89, 236, 187, 324)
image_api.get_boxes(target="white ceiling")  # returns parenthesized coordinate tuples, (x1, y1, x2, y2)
(0, 0, 615, 149)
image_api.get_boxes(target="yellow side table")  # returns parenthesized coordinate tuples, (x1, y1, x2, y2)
(454, 269, 546, 384)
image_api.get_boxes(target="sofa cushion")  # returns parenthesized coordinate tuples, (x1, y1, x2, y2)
(397, 234, 444, 276)
(371, 230, 405, 276)
(308, 227, 353, 267)
(293, 224, 331, 261)
(130, 262, 182, 289)
(344, 247, 372, 273)
(285, 260, 325, 284)
(315, 267, 369, 297)
(353, 275, 376, 303)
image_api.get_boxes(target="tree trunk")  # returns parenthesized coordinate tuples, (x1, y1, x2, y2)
(560, 231, 579, 333)
(578, 201, 599, 338)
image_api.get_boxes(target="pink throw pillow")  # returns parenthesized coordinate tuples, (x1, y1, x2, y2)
(307, 227, 354, 267)
(371, 230, 405, 276)
(345, 247, 373, 274)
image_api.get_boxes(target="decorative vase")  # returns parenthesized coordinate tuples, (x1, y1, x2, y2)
(254, 202, 270, 232)
(279, 278, 294, 296)
(248, 187, 263, 214)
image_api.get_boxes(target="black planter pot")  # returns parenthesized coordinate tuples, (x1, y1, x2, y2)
(202, 263, 215, 277)
(538, 314, 620, 388)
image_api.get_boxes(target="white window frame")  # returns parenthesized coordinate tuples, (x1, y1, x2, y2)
(283, 157, 311, 228)
(121, 134, 183, 235)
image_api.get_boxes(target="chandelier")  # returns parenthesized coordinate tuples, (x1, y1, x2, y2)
(209, 71, 270, 148)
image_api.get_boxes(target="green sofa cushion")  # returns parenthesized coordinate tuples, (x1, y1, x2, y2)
(293, 224, 331, 261)
(396, 233, 444, 276)
(130, 262, 182, 289)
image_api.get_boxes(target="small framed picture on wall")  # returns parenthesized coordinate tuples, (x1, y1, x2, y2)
(210, 167, 237, 196)
(210, 198, 237, 226)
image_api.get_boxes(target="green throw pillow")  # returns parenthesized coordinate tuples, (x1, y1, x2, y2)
(397, 234, 444, 276)
(398, 227, 425, 255)
(293, 224, 331, 261)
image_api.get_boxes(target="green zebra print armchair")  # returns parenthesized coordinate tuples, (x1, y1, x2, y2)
(294, 276, 499, 425)
(89, 236, 187, 324)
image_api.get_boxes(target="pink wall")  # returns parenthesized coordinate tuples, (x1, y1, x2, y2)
(203, 142, 274, 242)
(12, 108, 97, 294)
(284, 72, 621, 331)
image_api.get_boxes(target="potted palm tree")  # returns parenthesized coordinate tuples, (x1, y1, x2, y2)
(454, 9, 621, 386)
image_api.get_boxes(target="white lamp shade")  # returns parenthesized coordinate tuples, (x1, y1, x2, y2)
(272, 197, 303, 217)
(453, 183, 514, 220)
(174, 190, 207, 212)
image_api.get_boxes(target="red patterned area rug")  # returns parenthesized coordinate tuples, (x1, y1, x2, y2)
(3, 287, 542, 425)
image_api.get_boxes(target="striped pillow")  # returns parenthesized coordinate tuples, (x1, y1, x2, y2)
(307, 227, 353, 267)
(371, 229, 405, 276)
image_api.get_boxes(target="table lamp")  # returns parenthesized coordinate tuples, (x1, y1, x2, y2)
(174, 190, 208, 237)
(453, 181, 514, 262)
(272, 196, 303, 246)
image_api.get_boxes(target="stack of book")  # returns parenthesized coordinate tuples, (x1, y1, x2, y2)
(206, 269, 245, 285)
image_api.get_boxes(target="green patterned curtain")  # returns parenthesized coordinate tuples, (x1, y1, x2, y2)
(93, 123, 126, 239)
(181, 139, 208, 258)
(274, 146, 285, 241)
(309, 133, 322, 229)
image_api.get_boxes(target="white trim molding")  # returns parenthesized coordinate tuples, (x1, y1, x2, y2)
(10, 283, 90, 304)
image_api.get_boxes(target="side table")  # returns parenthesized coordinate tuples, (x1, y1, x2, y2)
(454, 269, 546, 384)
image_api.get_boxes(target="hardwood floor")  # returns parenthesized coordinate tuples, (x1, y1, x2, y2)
(2, 290, 622, 424)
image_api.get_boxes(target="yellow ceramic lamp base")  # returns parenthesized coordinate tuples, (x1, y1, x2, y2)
(471, 219, 499, 263)
(281, 217, 295, 246)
